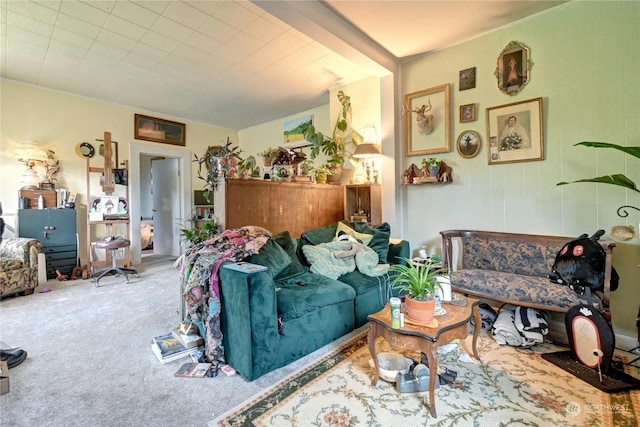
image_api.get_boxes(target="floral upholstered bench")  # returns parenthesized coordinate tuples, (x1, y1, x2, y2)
(439, 230, 616, 320)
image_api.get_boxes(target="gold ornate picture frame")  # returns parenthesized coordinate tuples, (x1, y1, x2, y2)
(495, 41, 531, 96)
(460, 103, 476, 123)
(486, 97, 543, 165)
(404, 83, 450, 156)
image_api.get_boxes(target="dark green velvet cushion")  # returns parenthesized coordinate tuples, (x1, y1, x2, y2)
(248, 238, 290, 279)
(298, 222, 339, 266)
(272, 231, 307, 281)
(353, 221, 391, 263)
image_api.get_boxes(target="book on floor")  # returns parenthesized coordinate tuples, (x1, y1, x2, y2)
(152, 333, 188, 358)
(174, 362, 212, 378)
(171, 327, 204, 349)
(222, 262, 268, 274)
(150, 342, 199, 364)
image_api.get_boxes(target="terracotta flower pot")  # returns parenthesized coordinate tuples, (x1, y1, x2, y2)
(405, 296, 436, 323)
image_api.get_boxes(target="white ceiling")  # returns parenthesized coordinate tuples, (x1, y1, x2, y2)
(0, 0, 567, 130)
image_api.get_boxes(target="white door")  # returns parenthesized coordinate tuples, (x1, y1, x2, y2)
(152, 158, 180, 256)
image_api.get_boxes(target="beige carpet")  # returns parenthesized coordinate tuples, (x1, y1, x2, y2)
(214, 331, 640, 426)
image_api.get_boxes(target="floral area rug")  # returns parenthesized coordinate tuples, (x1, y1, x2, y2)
(214, 331, 640, 427)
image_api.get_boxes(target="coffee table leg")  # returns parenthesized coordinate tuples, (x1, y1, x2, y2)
(472, 304, 481, 360)
(367, 323, 379, 386)
(424, 341, 437, 418)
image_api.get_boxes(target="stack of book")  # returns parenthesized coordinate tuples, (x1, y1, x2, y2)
(171, 327, 204, 349)
(150, 333, 200, 364)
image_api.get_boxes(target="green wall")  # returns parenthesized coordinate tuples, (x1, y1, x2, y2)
(400, 1, 639, 337)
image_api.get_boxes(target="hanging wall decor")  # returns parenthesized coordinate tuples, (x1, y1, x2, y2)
(495, 41, 531, 96)
(404, 83, 451, 156)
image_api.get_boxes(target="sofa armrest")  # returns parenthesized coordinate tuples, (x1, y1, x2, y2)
(387, 239, 410, 265)
(219, 267, 281, 380)
(0, 237, 42, 268)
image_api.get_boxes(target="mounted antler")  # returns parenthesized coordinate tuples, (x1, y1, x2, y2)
(406, 99, 435, 135)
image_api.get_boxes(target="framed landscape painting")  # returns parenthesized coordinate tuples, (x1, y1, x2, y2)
(135, 114, 186, 146)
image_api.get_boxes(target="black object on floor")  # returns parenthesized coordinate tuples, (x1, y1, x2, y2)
(542, 350, 640, 393)
(0, 349, 28, 369)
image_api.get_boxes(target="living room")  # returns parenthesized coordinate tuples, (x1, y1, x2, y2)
(1, 1, 639, 425)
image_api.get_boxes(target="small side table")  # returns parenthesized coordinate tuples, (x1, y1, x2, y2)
(367, 295, 481, 418)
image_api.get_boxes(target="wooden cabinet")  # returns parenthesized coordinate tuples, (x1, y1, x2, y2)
(17, 208, 77, 279)
(345, 183, 382, 225)
(18, 189, 57, 209)
(225, 179, 344, 237)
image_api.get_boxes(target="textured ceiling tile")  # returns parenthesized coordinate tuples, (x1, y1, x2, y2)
(90, 40, 128, 60)
(183, 31, 222, 55)
(211, 43, 244, 64)
(129, 41, 168, 62)
(197, 16, 238, 43)
(163, 1, 208, 30)
(56, 12, 101, 39)
(6, 0, 58, 25)
(154, 15, 194, 42)
(103, 14, 147, 40)
(184, 0, 225, 16)
(141, 30, 179, 53)
(60, 0, 108, 27)
(48, 38, 89, 58)
(214, 1, 259, 31)
(7, 10, 54, 37)
(33, 1, 63, 12)
(131, 0, 170, 15)
(227, 31, 262, 54)
(7, 24, 50, 48)
(81, 1, 117, 14)
(123, 51, 161, 70)
(52, 26, 93, 49)
(97, 28, 137, 51)
(243, 16, 285, 43)
(111, 0, 159, 28)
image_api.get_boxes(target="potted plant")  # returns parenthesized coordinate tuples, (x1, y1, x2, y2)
(258, 147, 279, 167)
(303, 90, 360, 183)
(300, 160, 331, 184)
(193, 137, 241, 201)
(389, 258, 447, 323)
(179, 218, 219, 248)
(422, 157, 441, 178)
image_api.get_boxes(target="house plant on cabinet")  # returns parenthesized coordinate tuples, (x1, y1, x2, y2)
(303, 90, 361, 184)
(389, 258, 447, 323)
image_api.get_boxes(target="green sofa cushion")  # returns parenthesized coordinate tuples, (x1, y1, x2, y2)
(272, 231, 307, 281)
(248, 238, 291, 279)
(353, 221, 391, 263)
(276, 272, 356, 322)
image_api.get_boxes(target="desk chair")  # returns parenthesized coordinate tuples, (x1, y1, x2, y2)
(91, 237, 138, 286)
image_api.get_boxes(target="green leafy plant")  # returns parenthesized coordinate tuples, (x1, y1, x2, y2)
(422, 157, 441, 167)
(302, 90, 360, 168)
(194, 137, 241, 200)
(557, 142, 640, 194)
(389, 258, 446, 301)
(179, 219, 219, 246)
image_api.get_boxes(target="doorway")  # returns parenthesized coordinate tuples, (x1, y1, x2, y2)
(129, 141, 192, 265)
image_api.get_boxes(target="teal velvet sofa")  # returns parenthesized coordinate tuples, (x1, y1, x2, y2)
(219, 221, 410, 381)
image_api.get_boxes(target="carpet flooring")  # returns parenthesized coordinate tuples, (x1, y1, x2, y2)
(0, 255, 360, 427)
(215, 331, 640, 426)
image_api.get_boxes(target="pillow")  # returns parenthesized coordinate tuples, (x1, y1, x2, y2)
(353, 222, 391, 263)
(334, 222, 373, 246)
(247, 238, 291, 279)
(298, 222, 339, 266)
(271, 231, 307, 281)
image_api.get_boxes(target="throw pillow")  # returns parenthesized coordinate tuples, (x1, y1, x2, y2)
(271, 231, 307, 281)
(353, 221, 391, 263)
(334, 222, 373, 246)
(298, 222, 339, 266)
(248, 238, 291, 279)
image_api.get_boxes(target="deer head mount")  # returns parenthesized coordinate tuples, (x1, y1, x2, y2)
(405, 99, 434, 134)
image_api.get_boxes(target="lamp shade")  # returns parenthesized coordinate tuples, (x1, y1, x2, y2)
(352, 143, 382, 158)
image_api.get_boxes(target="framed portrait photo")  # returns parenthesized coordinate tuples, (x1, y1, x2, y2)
(135, 114, 186, 146)
(486, 97, 543, 165)
(495, 41, 531, 96)
(404, 83, 450, 156)
(459, 103, 476, 123)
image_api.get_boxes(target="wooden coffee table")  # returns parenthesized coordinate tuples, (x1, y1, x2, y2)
(367, 295, 481, 418)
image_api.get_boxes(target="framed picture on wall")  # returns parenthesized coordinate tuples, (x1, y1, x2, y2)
(404, 83, 451, 156)
(486, 97, 543, 165)
(135, 114, 186, 146)
(495, 41, 531, 96)
(459, 103, 476, 123)
(283, 114, 313, 147)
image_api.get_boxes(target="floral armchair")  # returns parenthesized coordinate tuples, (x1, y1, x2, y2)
(0, 237, 43, 297)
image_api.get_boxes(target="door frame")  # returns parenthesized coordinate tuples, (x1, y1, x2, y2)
(129, 141, 192, 265)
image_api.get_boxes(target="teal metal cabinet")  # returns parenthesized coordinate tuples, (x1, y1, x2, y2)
(17, 208, 78, 279)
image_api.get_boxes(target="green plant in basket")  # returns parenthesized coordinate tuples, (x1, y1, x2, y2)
(389, 257, 446, 301)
